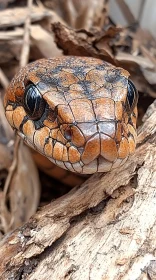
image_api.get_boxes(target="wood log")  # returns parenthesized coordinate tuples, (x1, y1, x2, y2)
(0, 101, 156, 280)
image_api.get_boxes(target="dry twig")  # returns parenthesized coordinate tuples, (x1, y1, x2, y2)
(20, 0, 33, 68)
(0, 68, 9, 89)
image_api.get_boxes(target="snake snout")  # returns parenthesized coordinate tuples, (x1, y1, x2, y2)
(62, 121, 120, 166)
(81, 132, 118, 165)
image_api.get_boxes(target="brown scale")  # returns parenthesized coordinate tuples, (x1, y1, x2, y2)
(4, 56, 138, 186)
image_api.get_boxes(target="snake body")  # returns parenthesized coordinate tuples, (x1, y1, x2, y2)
(4, 56, 138, 174)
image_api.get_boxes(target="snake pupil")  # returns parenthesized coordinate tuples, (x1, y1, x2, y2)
(24, 84, 46, 120)
(127, 79, 137, 109)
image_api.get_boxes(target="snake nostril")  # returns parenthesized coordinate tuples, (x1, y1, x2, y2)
(64, 127, 72, 141)
(63, 124, 86, 147)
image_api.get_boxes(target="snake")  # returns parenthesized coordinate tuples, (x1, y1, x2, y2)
(4, 56, 138, 176)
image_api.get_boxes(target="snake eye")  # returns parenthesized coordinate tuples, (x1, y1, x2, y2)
(127, 79, 138, 110)
(24, 84, 46, 120)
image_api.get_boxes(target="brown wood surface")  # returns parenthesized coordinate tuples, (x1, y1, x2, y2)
(0, 100, 155, 279)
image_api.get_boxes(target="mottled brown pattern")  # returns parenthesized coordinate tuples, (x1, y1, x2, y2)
(4, 56, 138, 174)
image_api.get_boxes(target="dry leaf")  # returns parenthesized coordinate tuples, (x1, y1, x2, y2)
(52, 22, 118, 65)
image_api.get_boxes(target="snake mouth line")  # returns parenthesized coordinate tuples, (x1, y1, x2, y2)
(17, 130, 128, 174)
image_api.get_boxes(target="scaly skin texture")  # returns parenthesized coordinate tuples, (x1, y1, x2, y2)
(4, 56, 138, 174)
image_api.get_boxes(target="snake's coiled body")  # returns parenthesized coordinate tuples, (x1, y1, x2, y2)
(4, 56, 138, 174)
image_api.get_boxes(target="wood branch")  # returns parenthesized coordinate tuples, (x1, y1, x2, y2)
(0, 6, 53, 28)
(0, 101, 156, 280)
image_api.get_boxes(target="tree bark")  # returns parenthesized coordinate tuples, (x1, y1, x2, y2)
(0, 101, 156, 280)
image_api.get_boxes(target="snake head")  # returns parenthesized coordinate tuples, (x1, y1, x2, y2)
(4, 56, 138, 174)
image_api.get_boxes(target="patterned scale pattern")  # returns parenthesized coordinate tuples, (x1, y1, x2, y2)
(4, 56, 137, 174)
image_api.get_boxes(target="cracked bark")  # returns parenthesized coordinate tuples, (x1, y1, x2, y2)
(0, 101, 156, 280)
